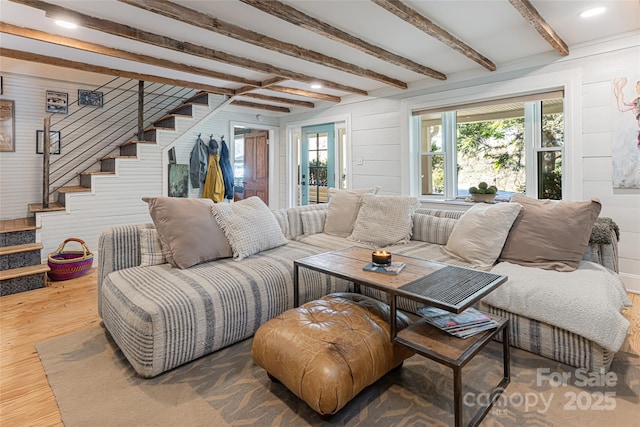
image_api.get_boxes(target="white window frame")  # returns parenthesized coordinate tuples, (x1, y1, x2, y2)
(400, 69, 582, 201)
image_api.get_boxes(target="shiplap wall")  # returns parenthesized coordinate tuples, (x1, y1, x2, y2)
(0, 67, 279, 263)
(0, 72, 90, 219)
(0, 71, 196, 219)
(280, 40, 640, 292)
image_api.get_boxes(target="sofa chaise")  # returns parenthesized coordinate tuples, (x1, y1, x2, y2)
(97, 193, 630, 378)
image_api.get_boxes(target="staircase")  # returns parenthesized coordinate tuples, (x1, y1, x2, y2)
(0, 90, 211, 296)
(0, 218, 49, 295)
(28, 91, 211, 215)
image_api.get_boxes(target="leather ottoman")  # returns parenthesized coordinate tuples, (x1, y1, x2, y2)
(251, 292, 415, 416)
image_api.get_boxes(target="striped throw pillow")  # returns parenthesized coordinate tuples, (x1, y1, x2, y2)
(301, 210, 326, 236)
(412, 213, 457, 245)
(138, 227, 167, 266)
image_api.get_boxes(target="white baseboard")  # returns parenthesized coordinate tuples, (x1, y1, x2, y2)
(621, 273, 640, 294)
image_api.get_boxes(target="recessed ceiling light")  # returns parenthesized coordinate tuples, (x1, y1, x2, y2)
(55, 20, 78, 29)
(579, 7, 606, 18)
(310, 84, 322, 90)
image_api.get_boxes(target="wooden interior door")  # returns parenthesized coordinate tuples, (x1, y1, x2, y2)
(241, 130, 269, 204)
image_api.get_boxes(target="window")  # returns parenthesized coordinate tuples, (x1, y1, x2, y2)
(413, 92, 564, 200)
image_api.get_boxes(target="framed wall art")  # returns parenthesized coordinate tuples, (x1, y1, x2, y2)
(168, 164, 189, 197)
(46, 90, 68, 114)
(78, 89, 103, 107)
(36, 130, 61, 155)
(0, 99, 15, 152)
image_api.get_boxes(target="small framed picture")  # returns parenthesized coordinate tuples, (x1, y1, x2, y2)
(78, 89, 103, 107)
(0, 99, 15, 152)
(46, 90, 68, 114)
(36, 130, 61, 155)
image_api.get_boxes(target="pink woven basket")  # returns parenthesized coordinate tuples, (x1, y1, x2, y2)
(47, 238, 94, 281)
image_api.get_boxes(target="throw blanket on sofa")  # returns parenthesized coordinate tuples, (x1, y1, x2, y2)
(484, 261, 632, 352)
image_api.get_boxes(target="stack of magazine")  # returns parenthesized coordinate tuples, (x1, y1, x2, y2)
(417, 306, 498, 339)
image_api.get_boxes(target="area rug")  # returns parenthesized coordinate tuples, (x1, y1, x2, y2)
(36, 325, 640, 426)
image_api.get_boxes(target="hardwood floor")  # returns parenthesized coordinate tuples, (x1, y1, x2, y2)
(0, 269, 638, 426)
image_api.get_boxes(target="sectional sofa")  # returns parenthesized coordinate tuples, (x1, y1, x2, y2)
(97, 193, 630, 378)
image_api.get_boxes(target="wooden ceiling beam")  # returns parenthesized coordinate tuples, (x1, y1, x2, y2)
(8, 0, 369, 96)
(507, 0, 569, 56)
(370, 0, 496, 71)
(0, 48, 236, 95)
(230, 100, 290, 113)
(260, 77, 287, 88)
(239, 0, 445, 81)
(267, 86, 340, 103)
(120, 0, 409, 89)
(0, 22, 260, 87)
(240, 93, 314, 109)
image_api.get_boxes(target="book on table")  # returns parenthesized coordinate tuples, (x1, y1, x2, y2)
(417, 306, 499, 338)
(362, 262, 406, 275)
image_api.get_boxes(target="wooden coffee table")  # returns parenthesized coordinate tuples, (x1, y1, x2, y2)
(293, 246, 510, 427)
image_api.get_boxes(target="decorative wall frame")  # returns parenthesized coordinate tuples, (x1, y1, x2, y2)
(612, 76, 640, 188)
(168, 164, 189, 197)
(46, 90, 68, 114)
(78, 89, 103, 107)
(0, 99, 15, 152)
(36, 130, 61, 155)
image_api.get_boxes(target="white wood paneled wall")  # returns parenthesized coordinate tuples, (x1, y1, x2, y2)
(280, 40, 640, 292)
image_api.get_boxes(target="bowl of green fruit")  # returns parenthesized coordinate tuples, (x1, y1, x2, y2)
(468, 181, 498, 203)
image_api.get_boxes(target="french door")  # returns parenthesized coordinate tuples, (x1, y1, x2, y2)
(300, 123, 335, 205)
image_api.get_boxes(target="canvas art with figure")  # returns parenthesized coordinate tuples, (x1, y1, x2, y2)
(612, 77, 640, 188)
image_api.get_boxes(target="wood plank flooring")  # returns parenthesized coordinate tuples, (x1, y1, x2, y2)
(0, 269, 638, 426)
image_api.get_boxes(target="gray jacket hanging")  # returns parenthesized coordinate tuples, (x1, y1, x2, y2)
(218, 137, 235, 199)
(189, 135, 209, 188)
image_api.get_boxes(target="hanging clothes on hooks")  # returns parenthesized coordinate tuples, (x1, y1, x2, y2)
(189, 133, 209, 189)
(218, 135, 235, 200)
(201, 136, 225, 202)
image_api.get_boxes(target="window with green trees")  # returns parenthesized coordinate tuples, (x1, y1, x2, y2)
(416, 93, 564, 200)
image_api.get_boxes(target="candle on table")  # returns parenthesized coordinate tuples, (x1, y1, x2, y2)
(372, 250, 392, 266)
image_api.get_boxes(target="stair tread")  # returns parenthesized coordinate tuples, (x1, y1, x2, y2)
(164, 112, 191, 117)
(0, 264, 50, 281)
(0, 242, 43, 256)
(79, 171, 114, 176)
(0, 218, 39, 234)
(57, 186, 90, 194)
(144, 126, 173, 131)
(28, 203, 65, 213)
(101, 155, 136, 160)
(155, 114, 182, 121)
(120, 140, 155, 147)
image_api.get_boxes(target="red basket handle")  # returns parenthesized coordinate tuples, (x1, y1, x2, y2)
(52, 238, 92, 258)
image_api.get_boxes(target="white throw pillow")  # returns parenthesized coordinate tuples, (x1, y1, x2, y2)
(348, 194, 420, 247)
(444, 202, 522, 266)
(138, 227, 167, 267)
(323, 187, 381, 237)
(212, 196, 288, 260)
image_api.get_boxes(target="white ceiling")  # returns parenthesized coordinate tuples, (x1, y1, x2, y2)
(1, 0, 639, 114)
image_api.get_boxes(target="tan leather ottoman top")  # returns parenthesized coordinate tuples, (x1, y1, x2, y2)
(251, 292, 415, 416)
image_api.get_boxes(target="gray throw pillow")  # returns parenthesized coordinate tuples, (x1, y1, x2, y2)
(499, 195, 602, 271)
(143, 197, 232, 269)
